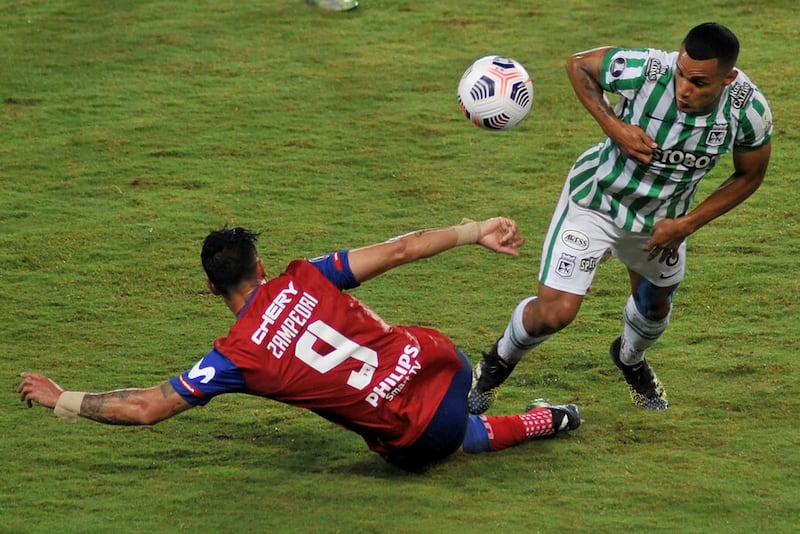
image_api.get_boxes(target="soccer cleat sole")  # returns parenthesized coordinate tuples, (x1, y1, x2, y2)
(468, 387, 498, 415)
(629, 384, 669, 410)
(468, 341, 515, 415)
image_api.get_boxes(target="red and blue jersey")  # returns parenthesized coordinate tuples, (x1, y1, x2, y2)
(170, 251, 463, 453)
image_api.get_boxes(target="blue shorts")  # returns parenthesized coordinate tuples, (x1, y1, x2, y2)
(383, 350, 472, 472)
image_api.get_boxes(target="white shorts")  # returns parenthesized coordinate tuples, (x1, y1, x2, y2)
(538, 183, 686, 296)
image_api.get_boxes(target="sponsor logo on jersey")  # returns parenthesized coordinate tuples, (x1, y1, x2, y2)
(652, 147, 713, 169)
(365, 344, 421, 408)
(561, 230, 589, 251)
(729, 81, 753, 109)
(187, 359, 216, 384)
(610, 57, 626, 78)
(555, 252, 576, 278)
(706, 124, 728, 147)
(249, 281, 323, 360)
(251, 282, 300, 346)
(645, 58, 667, 81)
(580, 257, 599, 272)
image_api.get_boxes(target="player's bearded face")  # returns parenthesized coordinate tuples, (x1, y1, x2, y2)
(673, 47, 737, 114)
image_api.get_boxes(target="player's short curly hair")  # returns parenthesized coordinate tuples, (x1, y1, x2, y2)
(201, 226, 261, 297)
(683, 22, 739, 70)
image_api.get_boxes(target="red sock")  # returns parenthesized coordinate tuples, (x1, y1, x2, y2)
(480, 408, 554, 452)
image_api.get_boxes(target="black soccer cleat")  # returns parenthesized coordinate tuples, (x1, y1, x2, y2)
(468, 340, 516, 415)
(610, 337, 669, 410)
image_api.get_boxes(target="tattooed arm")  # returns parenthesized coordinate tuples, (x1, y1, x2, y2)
(565, 46, 658, 164)
(18, 373, 192, 425)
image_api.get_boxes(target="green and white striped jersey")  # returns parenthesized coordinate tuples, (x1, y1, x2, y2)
(567, 47, 773, 232)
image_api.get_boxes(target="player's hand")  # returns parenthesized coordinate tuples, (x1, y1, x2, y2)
(18, 372, 64, 409)
(643, 219, 688, 263)
(607, 122, 658, 165)
(473, 217, 525, 256)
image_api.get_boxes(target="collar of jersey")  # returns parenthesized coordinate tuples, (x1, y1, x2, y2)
(236, 284, 262, 319)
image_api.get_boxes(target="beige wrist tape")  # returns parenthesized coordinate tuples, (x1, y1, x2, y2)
(454, 221, 480, 245)
(54, 391, 86, 422)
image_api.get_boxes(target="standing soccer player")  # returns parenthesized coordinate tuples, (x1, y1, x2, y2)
(469, 22, 773, 413)
(19, 217, 581, 472)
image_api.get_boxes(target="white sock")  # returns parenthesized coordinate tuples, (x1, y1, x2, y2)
(620, 295, 670, 365)
(497, 297, 551, 365)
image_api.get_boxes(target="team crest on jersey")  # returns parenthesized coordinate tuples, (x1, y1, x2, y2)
(706, 123, 728, 147)
(609, 57, 626, 78)
(555, 253, 576, 278)
(646, 58, 667, 81)
(729, 82, 753, 109)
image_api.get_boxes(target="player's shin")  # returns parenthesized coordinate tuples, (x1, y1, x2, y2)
(620, 294, 671, 365)
(462, 410, 557, 454)
(497, 296, 552, 364)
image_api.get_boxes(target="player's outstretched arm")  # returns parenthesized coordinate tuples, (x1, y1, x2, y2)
(347, 217, 525, 283)
(18, 372, 193, 425)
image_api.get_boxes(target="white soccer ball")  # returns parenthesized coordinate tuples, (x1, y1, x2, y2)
(457, 55, 534, 130)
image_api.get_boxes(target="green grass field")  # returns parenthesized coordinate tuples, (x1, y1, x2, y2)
(2, 1, 799, 532)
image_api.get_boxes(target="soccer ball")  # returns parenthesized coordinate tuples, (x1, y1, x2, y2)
(457, 55, 534, 130)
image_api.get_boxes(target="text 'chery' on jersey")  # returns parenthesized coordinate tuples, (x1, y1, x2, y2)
(174, 258, 463, 453)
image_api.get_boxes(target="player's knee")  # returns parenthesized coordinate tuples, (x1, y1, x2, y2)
(635, 279, 677, 320)
(530, 296, 579, 334)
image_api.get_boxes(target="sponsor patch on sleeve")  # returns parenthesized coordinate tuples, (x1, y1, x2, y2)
(610, 56, 626, 78)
